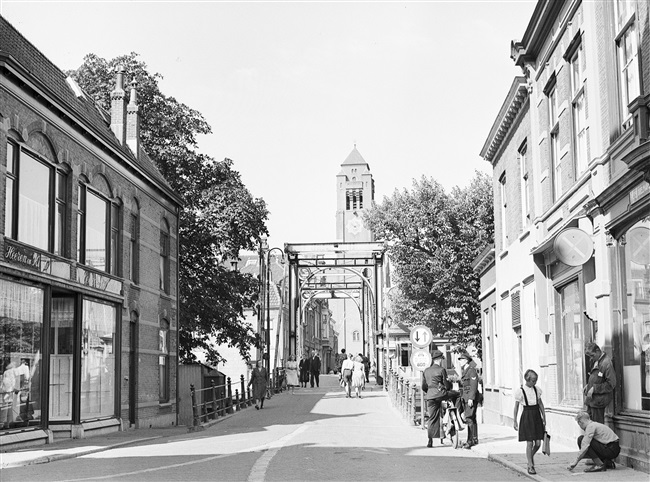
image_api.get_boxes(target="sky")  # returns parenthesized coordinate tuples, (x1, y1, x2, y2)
(1, 0, 537, 250)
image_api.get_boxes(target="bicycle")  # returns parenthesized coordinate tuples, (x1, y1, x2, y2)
(441, 398, 465, 449)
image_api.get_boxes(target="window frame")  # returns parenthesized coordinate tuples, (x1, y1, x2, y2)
(570, 41, 588, 177)
(159, 320, 170, 403)
(499, 172, 507, 249)
(518, 142, 530, 229)
(77, 182, 120, 275)
(5, 140, 68, 255)
(129, 207, 140, 284)
(160, 219, 170, 294)
(614, 1, 641, 130)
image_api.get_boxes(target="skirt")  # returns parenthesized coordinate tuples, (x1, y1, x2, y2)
(286, 369, 299, 386)
(519, 404, 545, 441)
(352, 369, 365, 388)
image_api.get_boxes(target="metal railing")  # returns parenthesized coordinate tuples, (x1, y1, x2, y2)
(386, 368, 425, 428)
(190, 374, 257, 430)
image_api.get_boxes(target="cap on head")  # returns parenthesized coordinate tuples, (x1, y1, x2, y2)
(431, 349, 444, 360)
(458, 351, 472, 362)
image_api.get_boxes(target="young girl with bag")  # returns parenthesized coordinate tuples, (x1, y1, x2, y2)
(513, 369, 547, 475)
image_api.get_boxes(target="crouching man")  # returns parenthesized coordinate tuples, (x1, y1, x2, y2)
(567, 411, 620, 473)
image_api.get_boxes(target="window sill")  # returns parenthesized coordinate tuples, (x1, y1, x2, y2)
(518, 229, 531, 242)
(159, 402, 172, 409)
(498, 249, 509, 260)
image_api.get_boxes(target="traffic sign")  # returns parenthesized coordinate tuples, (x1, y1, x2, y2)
(410, 348, 432, 371)
(410, 325, 433, 348)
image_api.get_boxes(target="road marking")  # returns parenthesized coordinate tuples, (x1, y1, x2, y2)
(247, 423, 311, 482)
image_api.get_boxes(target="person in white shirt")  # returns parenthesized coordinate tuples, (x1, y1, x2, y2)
(567, 411, 620, 473)
(341, 354, 355, 398)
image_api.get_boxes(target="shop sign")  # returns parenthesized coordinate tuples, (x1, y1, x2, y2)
(630, 182, 649, 205)
(4, 240, 42, 271)
(77, 266, 122, 295)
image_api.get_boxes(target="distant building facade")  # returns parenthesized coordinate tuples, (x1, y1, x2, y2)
(1, 17, 181, 448)
(478, 0, 649, 471)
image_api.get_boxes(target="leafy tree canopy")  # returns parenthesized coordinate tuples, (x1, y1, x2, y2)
(365, 171, 493, 356)
(69, 53, 269, 366)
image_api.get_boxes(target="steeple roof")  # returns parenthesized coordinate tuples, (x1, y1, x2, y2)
(342, 146, 369, 168)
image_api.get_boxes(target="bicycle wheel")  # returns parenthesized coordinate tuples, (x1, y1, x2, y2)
(450, 413, 461, 449)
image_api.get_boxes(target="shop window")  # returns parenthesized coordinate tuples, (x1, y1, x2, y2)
(160, 219, 170, 293)
(555, 280, 585, 406)
(80, 299, 116, 420)
(159, 320, 170, 403)
(620, 219, 650, 411)
(0, 279, 43, 431)
(4, 141, 67, 254)
(614, 0, 640, 130)
(77, 184, 120, 274)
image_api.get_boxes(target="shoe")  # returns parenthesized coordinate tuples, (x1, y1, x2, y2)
(462, 442, 475, 449)
(527, 467, 536, 475)
(427, 438, 433, 448)
(604, 460, 616, 469)
(584, 465, 606, 473)
(255, 405, 259, 410)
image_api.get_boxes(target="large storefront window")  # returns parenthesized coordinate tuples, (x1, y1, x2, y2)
(557, 280, 584, 406)
(80, 299, 116, 420)
(621, 218, 650, 411)
(0, 279, 43, 430)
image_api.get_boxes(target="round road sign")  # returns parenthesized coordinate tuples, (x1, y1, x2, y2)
(411, 349, 432, 371)
(410, 325, 433, 348)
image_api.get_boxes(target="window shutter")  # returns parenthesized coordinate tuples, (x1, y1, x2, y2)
(512, 291, 521, 327)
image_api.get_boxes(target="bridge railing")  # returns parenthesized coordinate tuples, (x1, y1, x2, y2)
(386, 368, 425, 428)
(190, 374, 257, 430)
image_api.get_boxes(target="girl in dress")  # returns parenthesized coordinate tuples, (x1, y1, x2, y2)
(285, 355, 299, 393)
(351, 355, 366, 398)
(513, 369, 546, 475)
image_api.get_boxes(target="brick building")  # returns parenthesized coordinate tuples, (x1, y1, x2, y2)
(0, 17, 181, 448)
(478, 0, 649, 471)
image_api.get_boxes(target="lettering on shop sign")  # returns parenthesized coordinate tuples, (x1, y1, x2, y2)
(77, 267, 122, 295)
(4, 241, 42, 271)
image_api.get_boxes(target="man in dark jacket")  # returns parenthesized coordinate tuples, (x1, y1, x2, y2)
(459, 351, 479, 449)
(584, 342, 616, 424)
(310, 350, 321, 388)
(422, 350, 459, 447)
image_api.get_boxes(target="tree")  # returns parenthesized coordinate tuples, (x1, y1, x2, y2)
(364, 171, 493, 356)
(69, 53, 269, 365)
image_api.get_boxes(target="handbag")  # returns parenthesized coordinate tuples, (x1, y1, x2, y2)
(542, 431, 551, 456)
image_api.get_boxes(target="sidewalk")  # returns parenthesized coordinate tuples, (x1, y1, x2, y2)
(2, 388, 648, 482)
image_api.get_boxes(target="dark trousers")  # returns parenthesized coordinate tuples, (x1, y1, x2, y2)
(426, 391, 460, 440)
(463, 402, 478, 444)
(587, 406, 605, 424)
(310, 371, 320, 387)
(577, 435, 620, 462)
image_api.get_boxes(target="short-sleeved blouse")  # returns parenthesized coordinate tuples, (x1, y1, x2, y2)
(514, 385, 542, 405)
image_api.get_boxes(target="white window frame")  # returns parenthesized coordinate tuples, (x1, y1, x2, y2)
(518, 142, 530, 228)
(499, 173, 507, 249)
(614, 0, 640, 129)
(570, 42, 588, 176)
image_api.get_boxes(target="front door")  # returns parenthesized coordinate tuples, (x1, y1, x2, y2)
(49, 296, 75, 421)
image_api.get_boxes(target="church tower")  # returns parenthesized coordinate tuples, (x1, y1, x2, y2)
(336, 146, 375, 242)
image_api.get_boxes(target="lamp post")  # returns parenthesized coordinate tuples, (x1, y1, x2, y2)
(384, 315, 393, 390)
(265, 247, 285, 377)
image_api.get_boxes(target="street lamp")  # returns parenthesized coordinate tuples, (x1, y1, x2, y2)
(384, 315, 393, 390)
(265, 247, 285, 378)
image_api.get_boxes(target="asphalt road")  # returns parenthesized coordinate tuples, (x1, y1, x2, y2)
(3, 376, 524, 482)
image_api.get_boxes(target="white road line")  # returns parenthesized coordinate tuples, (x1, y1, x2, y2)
(247, 424, 311, 482)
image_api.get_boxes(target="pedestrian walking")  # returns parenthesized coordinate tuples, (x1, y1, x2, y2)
(567, 411, 620, 473)
(285, 355, 299, 393)
(352, 355, 365, 398)
(341, 354, 354, 398)
(310, 350, 321, 388)
(583, 342, 616, 424)
(513, 369, 546, 475)
(336, 348, 346, 374)
(421, 350, 459, 447)
(248, 360, 268, 410)
(299, 353, 310, 388)
(458, 351, 480, 449)
(361, 353, 370, 383)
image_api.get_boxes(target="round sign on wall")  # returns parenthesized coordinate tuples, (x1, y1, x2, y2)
(553, 228, 594, 267)
(410, 349, 432, 371)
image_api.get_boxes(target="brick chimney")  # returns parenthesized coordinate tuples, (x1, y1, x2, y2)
(126, 80, 140, 159)
(110, 65, 127, 145)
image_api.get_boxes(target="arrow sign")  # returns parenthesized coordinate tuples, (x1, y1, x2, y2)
(410, 325, 433, 349)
